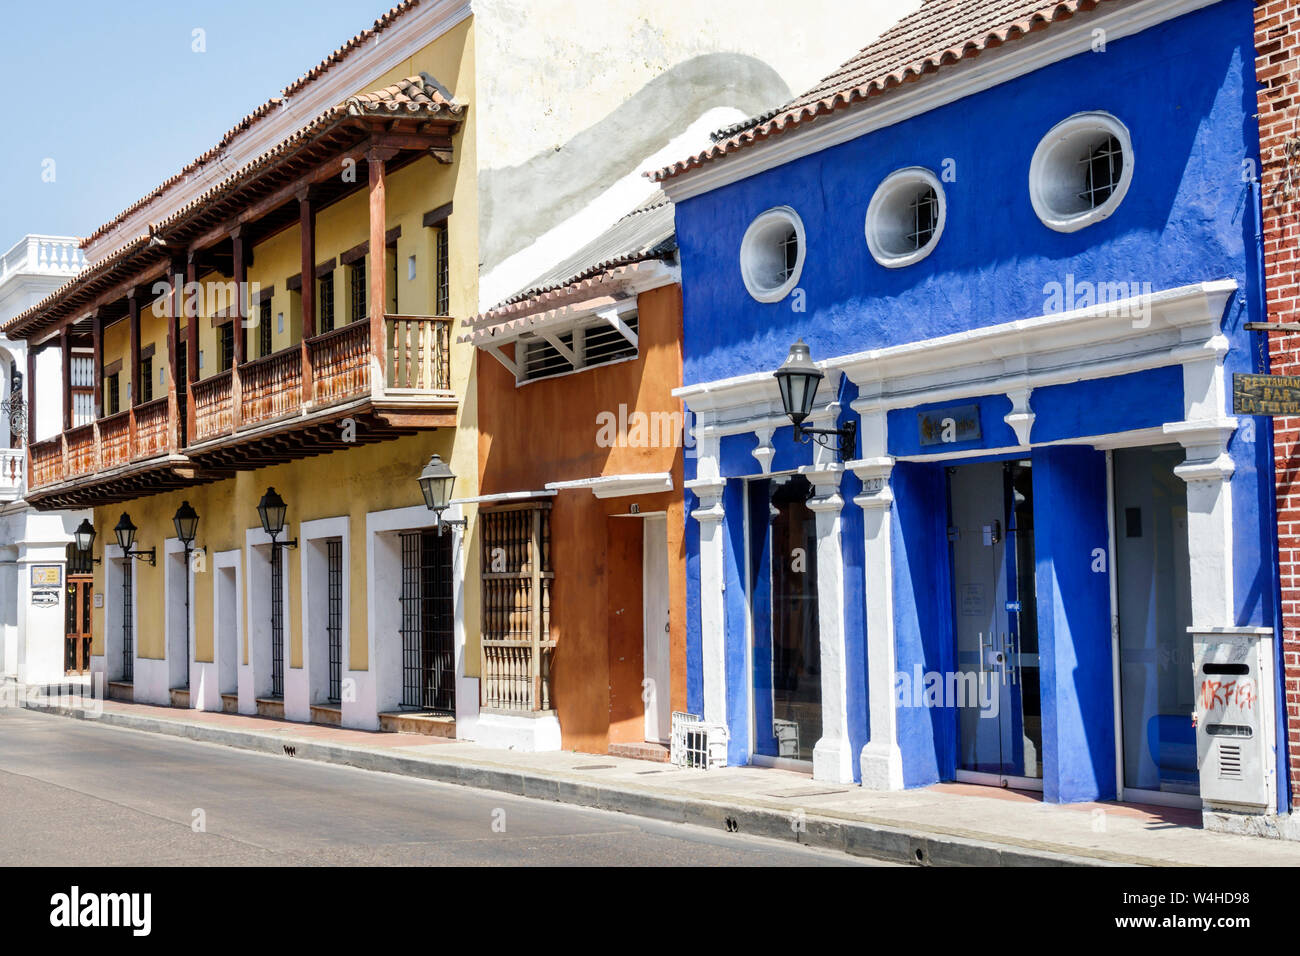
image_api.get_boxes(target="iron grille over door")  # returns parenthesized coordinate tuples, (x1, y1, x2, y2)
(480, 504, 553, 712)
(399, 530, 454, 712)
(122, 560, 134, 682)
(327, 538, 343, 703)
(271, 544, 284, 697)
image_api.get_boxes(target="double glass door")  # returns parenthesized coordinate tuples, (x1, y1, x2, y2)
(949, 460, 1042, 788)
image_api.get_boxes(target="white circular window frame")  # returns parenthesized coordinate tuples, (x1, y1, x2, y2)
(1029, 111, 1134, 233)
(739, 205, 806, 303)
(864, 167, 948, 269)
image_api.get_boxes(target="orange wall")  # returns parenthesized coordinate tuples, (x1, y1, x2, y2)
(476, 282, 686, 754)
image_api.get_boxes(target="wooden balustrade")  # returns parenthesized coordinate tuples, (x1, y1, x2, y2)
(99, 411, 131, 470)
(241, 348, 303, 427)
(309, 322, 371, 406)
(29, 438, 62, 488)
(192, 371, 233, 443)
(386, 315, 452, 391)
(132, 397, 171, 460)
(65, 424, 97, 478)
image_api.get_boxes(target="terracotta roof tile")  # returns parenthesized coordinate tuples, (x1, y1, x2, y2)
(653, 0, 1114, 183)
(82, 0, 428, 249)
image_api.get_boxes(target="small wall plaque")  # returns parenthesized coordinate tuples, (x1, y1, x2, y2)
(918, 404, 981, 447)
(31, 590, 58, 607)
(30, 565, 61, 588)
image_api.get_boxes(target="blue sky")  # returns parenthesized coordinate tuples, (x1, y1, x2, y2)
(0, 0, 403, 252)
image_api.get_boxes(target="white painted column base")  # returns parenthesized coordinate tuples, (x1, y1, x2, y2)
(807, 468, 854, 785)
(468, 712, 562, 751)
(860, 740, 906, 790)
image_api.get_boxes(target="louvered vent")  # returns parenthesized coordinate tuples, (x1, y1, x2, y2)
(1219, 744, 1243, 779)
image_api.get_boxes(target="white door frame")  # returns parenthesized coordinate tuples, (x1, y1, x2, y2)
(640, 512, 671, 744)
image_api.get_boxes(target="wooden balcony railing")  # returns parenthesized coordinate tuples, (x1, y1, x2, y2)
(99, 411, 131, 471)
(310, 322, 371, 406)
(132, 397, 171, 461)
(387, 315, 452, 391)
(242, 349, 303, 428)
(25, 315, 455, 492)
(65, 424, 97, 478)
(192, 370, 233, 444)
(29, 438, 62, 488)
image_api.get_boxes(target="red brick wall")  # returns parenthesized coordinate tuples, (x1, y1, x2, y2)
(1255, 0, 1300, 808)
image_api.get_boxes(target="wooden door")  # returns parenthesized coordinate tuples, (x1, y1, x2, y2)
(65, 576, 93, 674)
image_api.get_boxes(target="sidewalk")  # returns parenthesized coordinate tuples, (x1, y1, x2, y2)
(18, 694, 1300, 866)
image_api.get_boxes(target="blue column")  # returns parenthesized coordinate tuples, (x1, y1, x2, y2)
(1033, 446, 1117, 803)
(722, 478, 750, 764)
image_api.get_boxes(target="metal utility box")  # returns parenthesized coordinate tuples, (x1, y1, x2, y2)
(1190, 626, 1276, 811)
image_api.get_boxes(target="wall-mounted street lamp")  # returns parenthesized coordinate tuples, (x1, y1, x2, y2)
(418, 453, 466, 535)
(73, 518, 102, 564)
(173, 501, 202, 690)
(257, 487, 297, 549)
(113, 513, 155, 566)
(774, 339, 856, 461)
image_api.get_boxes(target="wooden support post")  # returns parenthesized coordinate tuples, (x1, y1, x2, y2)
(231, 228, 246, 431)
(90, 310, 102, 420)
(367, 148, 392, 396)
(167, 259, 184, 453)
(186, 254, 199, 433)
(298, 188, 316, 407)
(60, 328, 71, 433)
(128, 287, 140, 454)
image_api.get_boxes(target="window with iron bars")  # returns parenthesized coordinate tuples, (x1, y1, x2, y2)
(218, 322, 234, 372)
(906, 186, 940, 251)
(258, 300, 273, 357)
(399, 529, 454, 712)
(105, 373, 120, 416)
(349, 260, 367, 324)
(122, 559, 134, 682)
(271, 544, 284, 698)
(480, 504, 553, 713)
(139, 355, 154, 404)
(435, 223, 449, 317)
(327, 538, 343, 704)
(319, 272, 335, 333)
(1081, 135, 1123, 209)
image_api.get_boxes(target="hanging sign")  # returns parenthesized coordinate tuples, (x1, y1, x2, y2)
(1233, 373, 1300, 416)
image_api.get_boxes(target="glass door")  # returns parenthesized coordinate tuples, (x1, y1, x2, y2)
(750, 474, 821, 765)
(949, 460, 1042, 788)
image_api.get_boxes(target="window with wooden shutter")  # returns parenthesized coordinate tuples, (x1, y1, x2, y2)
(480, 503, 553, 713)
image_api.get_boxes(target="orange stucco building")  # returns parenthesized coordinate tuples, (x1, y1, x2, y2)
(462, 200, 686, 757)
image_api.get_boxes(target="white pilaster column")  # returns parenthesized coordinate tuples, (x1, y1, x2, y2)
(852, 455, 905, 789)
(1165, 418, 1238, 627)
(806, 466, 854, 783)
(687, 476, 728, 727)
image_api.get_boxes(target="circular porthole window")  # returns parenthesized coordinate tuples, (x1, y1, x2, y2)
(1029, 111, 1133, 233)
(865, 167, 947, 269)
(740, 206, 806, 303)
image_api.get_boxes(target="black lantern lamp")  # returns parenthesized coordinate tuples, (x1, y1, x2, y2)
(418, 454, 466, 535)
(257, 487, 297, 548)
(173, 501, 200, 549)
(113, 512, 155, 565)
(774, 339, 856, 460)
(73, 518, 101, 564)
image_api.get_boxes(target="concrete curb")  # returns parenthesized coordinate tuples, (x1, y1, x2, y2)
(22, 702, 1130, 867)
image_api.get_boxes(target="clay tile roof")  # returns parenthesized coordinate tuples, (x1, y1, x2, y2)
(4, 73, 465, 339)
(653, 0, 1114, 183)
(82, 0, 428, 249)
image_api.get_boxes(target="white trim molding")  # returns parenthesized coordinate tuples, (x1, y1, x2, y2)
(545, 473, 673, 498)
(805, 470, 854, 783)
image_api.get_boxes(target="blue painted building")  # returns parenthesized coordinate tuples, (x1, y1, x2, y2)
(655, 0, 1287, 814)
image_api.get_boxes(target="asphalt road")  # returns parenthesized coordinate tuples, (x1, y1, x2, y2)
(0, 709, 883, 866)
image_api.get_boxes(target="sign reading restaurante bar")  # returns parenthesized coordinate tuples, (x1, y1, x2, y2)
(1233, 373, 1300, 416)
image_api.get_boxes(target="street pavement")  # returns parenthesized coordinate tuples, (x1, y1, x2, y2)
(0, 709, 881, 866)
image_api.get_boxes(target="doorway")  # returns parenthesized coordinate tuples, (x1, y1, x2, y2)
(1112, 445, 1197, 805)
(948, 460, 1042, 789)
(398, 529, 454, 713)
(750, 473, 822, 766)
(64, 574, 92, 675)
(642, 514, 671, 743)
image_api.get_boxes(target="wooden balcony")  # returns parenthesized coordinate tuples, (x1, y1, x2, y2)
(25, 315, 458, 508)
